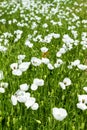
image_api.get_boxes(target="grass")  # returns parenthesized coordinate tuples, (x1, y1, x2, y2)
(0, 0, 87, 129)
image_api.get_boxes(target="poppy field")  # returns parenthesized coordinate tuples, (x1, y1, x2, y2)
(0, 0, 87, 129)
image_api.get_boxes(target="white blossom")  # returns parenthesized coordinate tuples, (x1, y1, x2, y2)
(40, 47, 48, 53)
(20, 83, 29, 91)
(31, 57, 42, 66)
(31, 103, 39, 110)
(77, 102, 87, 111)
(33, 78, 44, 86)
(31, 84, 38, 91)
(52, 107, 68, 121)
(47, 63, 54, 70)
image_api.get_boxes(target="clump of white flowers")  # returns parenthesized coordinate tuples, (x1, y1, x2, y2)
(25, 39, 33, 48)
(77, 87, 87, 110)
(14, 30, 23, 43)
(52, 107, 68, 121)
(56, 34, 74, 57)
(54, 59, 63, 68)
(31, 57, 42, 66)
(81, 32, 87, 50)
(68, 59, 87, 70)
(41, 33, 60, 43)
(10, 55, 30, 76)
(11, 83, 39, 110)
(31, 78, 44, 91)
(59, 77, 71, 90)
(0, 45, 7, 52)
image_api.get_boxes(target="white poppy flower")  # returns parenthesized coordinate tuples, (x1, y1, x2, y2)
(56, 59, 63, 65)
(47, 63, 54, 70)
(19, 62, 30, 72)
(33, 78, 44, 86)
(71, 59, 80, 66)
(20, 83, 29, 91)
(25, 97, 36, 108)
(31, 57, 42, 66)
(60, 48, 66, 54)
(40, 47, 48, 53)
(62, 34, 74, 44)
(31, 84, 38, 91)
(41, 58, 50, 64)
(78, 95, 87, 104)
(54, 59, 63, 68)
(10, 63, 18, 70)
(77, 64, 87, 70)
(59, 77, 71, 90)
(77, 102, 87, 110)
(0, 70, 4, 80)
(31, 103, 39, 110)
(56, 51, 62, 57)
(11, 95, 17, 105)
(52, 107, 68, 121)
(12, 69, 22, 76)
(63, 77, 71, 86)
(0, 88, 5, 93)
